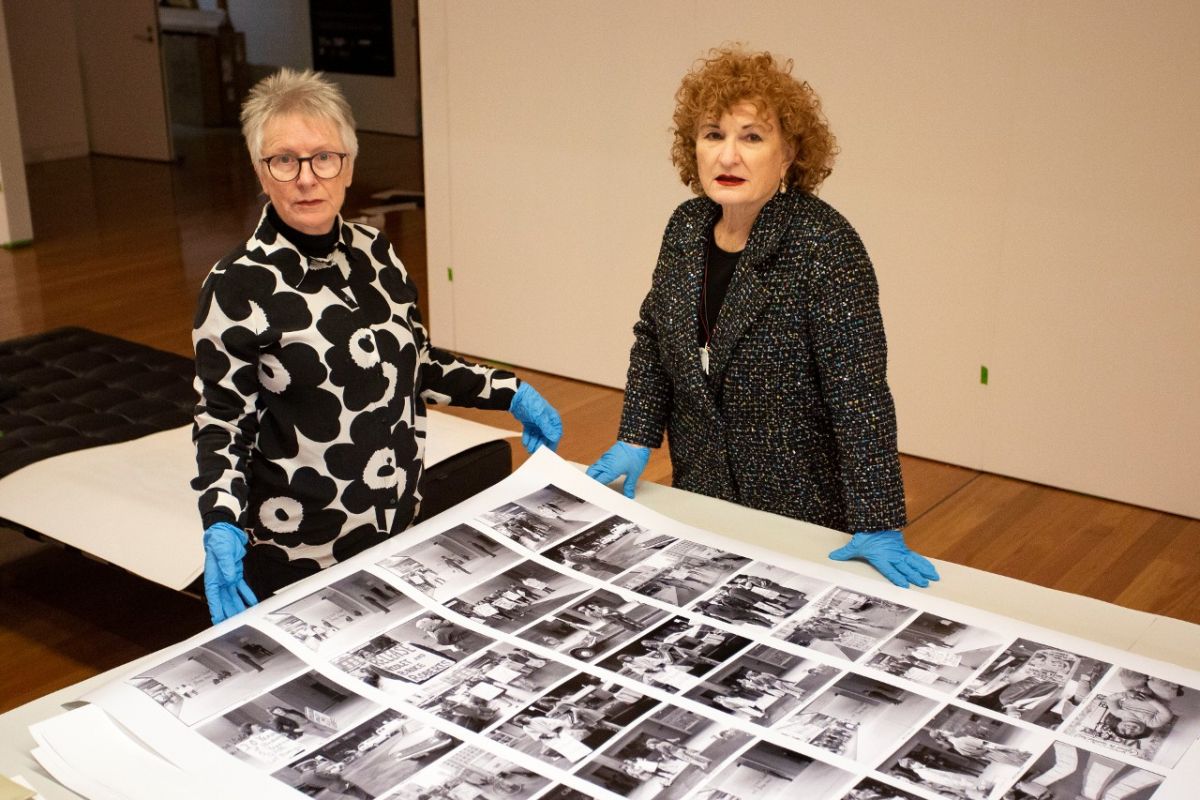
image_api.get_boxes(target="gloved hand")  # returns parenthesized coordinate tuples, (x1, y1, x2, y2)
(828, 530, 940, 589)
(203, 522, 259, 624)
(586, 441, 650, 498)
(509, 382, 563, 453)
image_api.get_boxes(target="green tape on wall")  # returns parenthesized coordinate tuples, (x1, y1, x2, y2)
(980, 365, 989, 385)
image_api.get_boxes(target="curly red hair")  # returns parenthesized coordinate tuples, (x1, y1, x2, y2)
(671, 46, 837, 195)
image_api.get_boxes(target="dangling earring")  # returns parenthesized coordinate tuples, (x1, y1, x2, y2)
(779, 178, 788, 195)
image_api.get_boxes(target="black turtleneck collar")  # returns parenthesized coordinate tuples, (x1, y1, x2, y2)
(266, 204, 340, 259)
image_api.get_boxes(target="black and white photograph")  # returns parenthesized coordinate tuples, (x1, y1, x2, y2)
(1000, 740, 1164, 800)
(518, 588, 673, 661)
(406, 643, 574, 733)
(683, 643, 839, 725)
(126, 625, 303, 726)
(611, 540, 751, 606)
(383, 745, 552, 800)
(487, 673, 660, 768)
(774, 671, 940, 764)
(696, 740, 854, 800)
(196, 670, 378, 769)
(273, 709, 460, 798)
(958, 639, 1111, 729)
(265, 570, 420, 653)
(840, 777, 926, 799)
(774, 587, 915, 661)
(377, 523, 521, 600)
(866, 613, 1006, 691)
(476, 484, 608, 550)
(598, 616, 752, 693)
(573, 705, 752, 799)
(880, 705, 1043, 800)
(692, 563, 831, 631)
(331, 612, 494, 694)
(1062, 667, 1200, 769)
(441, 561, 590, 632)
(543, 515, 676, 578)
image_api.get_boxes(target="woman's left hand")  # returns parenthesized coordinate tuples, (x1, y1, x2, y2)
(828, 530, 940, 588)
(509, 383, 563, 453)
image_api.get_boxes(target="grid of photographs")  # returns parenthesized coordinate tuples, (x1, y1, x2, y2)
(105, 458, 1199, 800)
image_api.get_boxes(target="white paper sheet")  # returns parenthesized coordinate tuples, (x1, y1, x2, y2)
(29, 450, 1200, 800)
(0, 411, 516, 590)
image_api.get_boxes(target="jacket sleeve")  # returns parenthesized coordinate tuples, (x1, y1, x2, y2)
(805, 223, 908, 532)
(617, 227, 677, 448)
(191, 264, 265, 530)
(374, 237, 518, 410)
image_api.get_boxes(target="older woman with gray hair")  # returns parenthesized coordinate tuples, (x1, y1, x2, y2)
(193, 68, 561, 623)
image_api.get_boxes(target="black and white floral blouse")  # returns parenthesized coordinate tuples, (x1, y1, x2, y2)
(192, 206, 518, 569)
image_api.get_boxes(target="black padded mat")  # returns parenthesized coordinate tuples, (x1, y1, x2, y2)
(0, 327, 195, 480)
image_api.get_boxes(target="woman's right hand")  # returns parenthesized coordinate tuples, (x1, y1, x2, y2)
(203, 522, 259, 624)
(586, 442, 650, 498)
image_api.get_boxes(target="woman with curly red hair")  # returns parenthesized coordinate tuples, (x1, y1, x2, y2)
(588, 46, 938, 589)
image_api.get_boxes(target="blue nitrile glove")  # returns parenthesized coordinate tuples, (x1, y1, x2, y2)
(509, 382, 563, 453)
(828, 530, 941, 589)
(203, 522, 259, 624)
(586, 442, 651, 499)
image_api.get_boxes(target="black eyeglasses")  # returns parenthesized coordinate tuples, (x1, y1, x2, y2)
(261, 151, 348, 182)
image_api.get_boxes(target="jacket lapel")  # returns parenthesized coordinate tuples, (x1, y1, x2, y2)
(706, 193, 792, 384)
(663, 201, 721, 419)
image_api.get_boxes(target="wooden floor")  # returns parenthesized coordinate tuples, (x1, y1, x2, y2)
(0, 127, 1196, 714)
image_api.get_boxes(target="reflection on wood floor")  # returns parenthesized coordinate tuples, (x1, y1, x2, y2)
(0, 127, 1196, 714)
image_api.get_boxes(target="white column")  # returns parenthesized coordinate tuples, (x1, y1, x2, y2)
(0, 2, 33, 247)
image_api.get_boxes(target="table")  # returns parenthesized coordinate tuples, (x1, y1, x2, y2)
(3, 479, 1198, 799)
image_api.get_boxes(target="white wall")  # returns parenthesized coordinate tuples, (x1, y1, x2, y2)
(420, 0, 1199, 519)
(224, 0, 421, 136)
(2, 0, 89, 162)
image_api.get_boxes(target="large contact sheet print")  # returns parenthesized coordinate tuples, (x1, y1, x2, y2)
(31, 450, 1200, 800)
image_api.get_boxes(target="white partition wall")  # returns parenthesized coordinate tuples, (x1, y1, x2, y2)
(419, 0, 1200, 519)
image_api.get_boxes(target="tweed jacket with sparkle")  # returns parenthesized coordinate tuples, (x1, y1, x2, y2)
(617, 190, 907, 533)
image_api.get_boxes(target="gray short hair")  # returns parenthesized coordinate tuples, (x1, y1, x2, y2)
(240, 68, 358, 164)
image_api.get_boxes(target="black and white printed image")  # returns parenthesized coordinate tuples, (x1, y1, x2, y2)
(406, 643, 574, 733)
(573, 705, 752, 799)
(1062, 667, 1200, 769)
(529, 787, 593, 800)
(774, 671, 939, 764)
(1000, 740, 1163, 800)
(273, 709, 460, 798)
(880, 705, 1042, 800)
(866, 613, 1006, 691)
(442, 561, 590, 632)
(840, 777, 926, 799)
(487, 673, 660, 768)
(958, 638, 1110, 729)
(383, 745, 552, 800)
(196, 670, 378, 768)
(696, 740, 854, 800)
(518, 588, 673, 661)
(126, 625, 303, 726)
(331, 612, 494, 694)
(377, 523, 520, 599)
(775, 588, 914, 661)
(543, 516, 676, 578)
(693, 562, 831, 628)
(683, 643, 838, 725)
(266, 570, 419, 653)
(692, 569, 823, 630)
(611, 540, 751, 606)
(477, 484, 607, 550)
(598, 616, 751, 693)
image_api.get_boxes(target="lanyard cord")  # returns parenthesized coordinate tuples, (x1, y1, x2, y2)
(700, 238, 714, 347)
